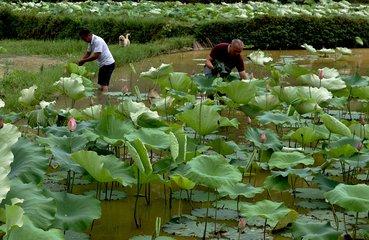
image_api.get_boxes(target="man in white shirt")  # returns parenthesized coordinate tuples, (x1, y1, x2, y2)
(78, 28, 115, 92)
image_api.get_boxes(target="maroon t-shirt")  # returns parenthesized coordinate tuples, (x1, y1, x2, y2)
(210, 43, 245, 72)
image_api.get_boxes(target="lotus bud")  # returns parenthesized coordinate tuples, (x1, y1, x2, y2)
(359, 115, 365, 125)
(259, 132, 267, 143)
(318, 69, 324, 80)
(238, 218, 246, 232)
(245, 116, 252, 124)
(67, 117, 77, 132)
(356, 142, 363, 151)
(0, 116, 3, 129)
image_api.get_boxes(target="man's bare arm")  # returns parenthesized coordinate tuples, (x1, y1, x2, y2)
(205, 55, 214, 69)
(239, 70, 247, 79)
(78, 52, 101, 66)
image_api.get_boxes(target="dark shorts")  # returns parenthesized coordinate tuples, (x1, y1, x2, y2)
(98, 62, 115, 86)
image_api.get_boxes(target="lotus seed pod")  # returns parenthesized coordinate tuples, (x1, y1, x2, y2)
(359, 115, 365, 125)
(259, 132, 267, 143)
(245, 116, 252, 124)
(67, 117, 77, 132)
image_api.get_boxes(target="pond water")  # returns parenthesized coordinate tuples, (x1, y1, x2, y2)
(109, 48, 369, 93)
(77, 49, 369, 240)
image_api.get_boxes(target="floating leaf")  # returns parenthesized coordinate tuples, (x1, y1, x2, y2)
(290, 221, 341, 240)
(218, 183, 264, 199)
(268, 151, 314, 169)
(172, 190, 216, 202)
(245, 127, 283, 151)
(191, 208, 238, 220)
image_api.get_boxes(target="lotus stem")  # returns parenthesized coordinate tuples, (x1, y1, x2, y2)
(236, 196, 240, 214)
(109, 182, 114, 200)
(263, 219, 267, 240)
(134, 170, 141, 228)
(331, 205, 339, 230)
(202, 190, 210, 240)
(169, 187, 173, 210)
(214, 193, 218, 235)
(70, 171, 75, 193)
(178, 190, 182, 217)
(343, 212, 348, 234)
(104, 183, 108, 200)
(353, 212, 359, 240)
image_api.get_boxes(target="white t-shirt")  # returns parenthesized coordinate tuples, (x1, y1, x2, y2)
(87, 34, 115, 67)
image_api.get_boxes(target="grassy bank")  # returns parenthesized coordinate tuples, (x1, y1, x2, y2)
(0, 36, 195, 113)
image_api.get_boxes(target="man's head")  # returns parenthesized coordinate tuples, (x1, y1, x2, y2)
(79, 28, 92, 43)
(228, 39, 244, 56)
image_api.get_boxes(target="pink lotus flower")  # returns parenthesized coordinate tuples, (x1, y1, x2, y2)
(238, 218, 246, 232)
(318, 69, 324, 80)
(67, 117, 77, 132)
(259, 132, 267, 143)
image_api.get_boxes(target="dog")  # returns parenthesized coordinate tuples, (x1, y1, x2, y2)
(119, 33, 130, 47)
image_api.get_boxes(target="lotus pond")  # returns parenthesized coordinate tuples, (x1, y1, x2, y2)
(0, 46, 369, 240)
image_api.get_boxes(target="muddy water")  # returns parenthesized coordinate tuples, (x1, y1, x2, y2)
(108, 49, 369, 93)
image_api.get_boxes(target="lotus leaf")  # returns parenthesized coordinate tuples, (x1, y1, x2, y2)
(191, 208, 238, 220)
(177, 104, 236, 136)
(172, 190, 216, 202)
(126, 138, 152, 174)
(355, 37, 364, 46)
(290, 221, 341, 240)
(245, 127, 283, 151)
(217, 80, 256, 104)
(118, 100, 160, 126)
(301, 43, 316, 53)
(3, 179, 56, 230)
(324, 183, 369, 212)
(64, 230, 90, 240)
(4, 217, 64, 240)
(208, 139, 239, 155)
(186, 154, 242, 189)
(268, 151, 314, 169)
(298, 74, 345, 91)
(125, 128, 171, 150)
(168, 72, 195, 93)
(139, 63, 173, 85)
(0, 98, 5, 108)
(352, 86, 369, 100)
(248, 50, 273, 66)
(5, 201, 24, 232)
(66, 63, 87, 76)
(240, 200, 298, 230)
(47, 191, 101, 231)
(218, 182, 264, 199)
(71, 151, 135, 186)
(18, 85, 37, 106)
(281, 64, 311, 79)
(9, 138, 48, 184)
(131, 236, 175, 240)
(170, 174, 195, 190)
(343, 74, 368, 87)
(321, 113, 351, 136)
(250, 94, 280, 110)
(257, 111, 298, 125)
(290, 126, 328, 145)
(327, 136, 361, 158)
(295, 188, 326, 200)
(53, 74, 86, 100)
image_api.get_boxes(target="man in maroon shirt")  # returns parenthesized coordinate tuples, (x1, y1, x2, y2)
(204, 39, 247, 79)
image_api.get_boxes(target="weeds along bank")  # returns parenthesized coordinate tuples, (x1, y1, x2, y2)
(1, 1, 369, 48)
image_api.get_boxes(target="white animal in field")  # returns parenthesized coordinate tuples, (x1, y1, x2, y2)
(119, 34, 130, 47)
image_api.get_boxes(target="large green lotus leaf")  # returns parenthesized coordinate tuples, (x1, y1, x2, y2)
(139, 63, 173, 83)
(5, 200, 24, 232)
(136, 111, 168, 128)
(0, 124, 21, 203)
(250, 94, 280, 111)
(176, 104, 227, 136)
(38, 134, 88, 172)
(170, 174, 195, 190)
(294, 100, 322, 114)
(290, 221, 341, 240)
(168, 132, 179, 160)
(245, 127, 283, 151)
(191, 74, 216, 92)
(3, 179, 56, 230)
(70, 105, 102, 121)
(66, 63, 87, 76)
(321, 113, 351, 136)
(324, 183, 369, 212)
(272, 86, 300, 104)
(217, 80, 256, 104)
(9, 138, 48, 184)
(185, 154, 242, 189)
(47, 191, 101, 232)
(53, 74, 86, 100)
(327, 136, 361, 158)
(4, 217, 63, 240)
(257, 111, 298, 125)
(118, 100, 160, 126)
(208, 139, 240, 155)
(125, 138, 152, 174)
(349, 123, 369, 139)
(218, 182, 264, 199)
(352, 86, 369, 100)
(273, 168, 315, 181)
(268, 151, 314, 169)
(297, 87, 332, 103)
(240, 200, 298, 230)
(290, 126, 328, 145)
(191, 208, 238, 220)
(71, 151, 135, 186)
(125, 128, 171, 150)
(262, 175, 290, 192)
(282, 64, 311, 79)
(298, 74, 346, 91)
(168, 72, 196, 93)
(172, 127, 187, 163)
(95, 107, 135, 145)
(343, 74, 369, 87)
(131, 236, 175, 240)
